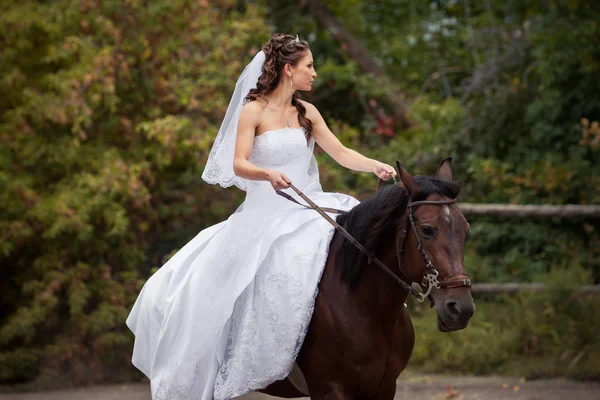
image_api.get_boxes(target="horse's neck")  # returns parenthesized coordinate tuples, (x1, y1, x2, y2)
(352, 239, 409, 322)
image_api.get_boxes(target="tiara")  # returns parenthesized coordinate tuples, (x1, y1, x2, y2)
(289, 35, 300, 45)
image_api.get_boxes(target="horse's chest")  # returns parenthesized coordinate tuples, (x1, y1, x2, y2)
(354, 314, 416, 392)
(300, 282, 416, 397)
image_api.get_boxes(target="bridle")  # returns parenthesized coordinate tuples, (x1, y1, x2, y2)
(398, 197, 472, 303)
(276, 182, 471, 303)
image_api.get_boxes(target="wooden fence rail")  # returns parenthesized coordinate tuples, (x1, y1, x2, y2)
(459, 204, 600, 218)
(471, 283, 600, 294)
(444, 204, 600, 294)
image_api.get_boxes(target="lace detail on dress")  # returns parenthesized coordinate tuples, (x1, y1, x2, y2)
(213, 218, 335, 400)
(155, 371, 192, 400)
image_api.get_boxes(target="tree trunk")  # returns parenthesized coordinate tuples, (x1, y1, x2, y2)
(303, 0, 411, 126)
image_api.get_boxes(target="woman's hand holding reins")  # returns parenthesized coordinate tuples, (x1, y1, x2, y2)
(265, 169, 292, 191)
(373, 161, 397, 181)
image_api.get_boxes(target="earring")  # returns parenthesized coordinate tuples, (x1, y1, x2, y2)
(290, 75, 293, 87)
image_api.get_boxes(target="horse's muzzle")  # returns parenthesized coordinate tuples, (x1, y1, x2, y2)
(437, 299, 476, 332)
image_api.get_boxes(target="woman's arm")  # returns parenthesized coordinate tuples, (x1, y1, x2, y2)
(233, 102, 291, 190)
(304, 101, 396, 180)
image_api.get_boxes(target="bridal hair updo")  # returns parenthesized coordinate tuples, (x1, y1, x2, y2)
(245, 33, 313, 141)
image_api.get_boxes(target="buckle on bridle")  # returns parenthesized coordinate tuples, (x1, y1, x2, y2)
(413, 270, 440, 302)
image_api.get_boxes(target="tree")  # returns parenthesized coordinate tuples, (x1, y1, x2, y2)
(0, 0, 268, 385)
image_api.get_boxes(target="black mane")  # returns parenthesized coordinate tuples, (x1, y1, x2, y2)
(334, 176, 461, 288)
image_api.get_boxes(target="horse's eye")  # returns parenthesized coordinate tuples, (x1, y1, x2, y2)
(420, 225, 436, 238)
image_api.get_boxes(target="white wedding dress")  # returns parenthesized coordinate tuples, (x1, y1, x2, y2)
(126, 126, 360, 400)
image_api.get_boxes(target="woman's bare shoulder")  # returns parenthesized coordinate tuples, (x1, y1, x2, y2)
(244, 98, 268, 112)
(240, 99, 267, 123)
(299, 99, 316, 110)
(299, 100, 321, 120)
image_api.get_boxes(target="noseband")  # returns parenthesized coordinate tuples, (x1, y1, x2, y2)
(277, 183, 471, 302)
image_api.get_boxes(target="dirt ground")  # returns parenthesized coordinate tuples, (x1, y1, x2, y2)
(2, 374, 599, 400)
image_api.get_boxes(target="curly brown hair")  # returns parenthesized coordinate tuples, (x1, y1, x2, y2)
(245, 33, 313, 141)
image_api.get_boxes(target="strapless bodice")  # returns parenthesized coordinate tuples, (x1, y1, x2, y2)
(249, 127, 311, 169)
(243, 126, 320, 208)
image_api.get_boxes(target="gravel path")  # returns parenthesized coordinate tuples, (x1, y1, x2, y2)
(1, 374, 599, 400)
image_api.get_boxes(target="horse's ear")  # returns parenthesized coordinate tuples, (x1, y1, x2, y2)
(436, 157, 453, 182)
(396, 161, 420, 197)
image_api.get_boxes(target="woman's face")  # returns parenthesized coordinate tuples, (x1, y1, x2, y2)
(290, 50, 317, 91)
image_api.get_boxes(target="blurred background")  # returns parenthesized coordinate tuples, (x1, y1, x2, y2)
(1, 0, 599, 391)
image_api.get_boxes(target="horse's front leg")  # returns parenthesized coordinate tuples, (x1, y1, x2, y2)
(362, 383, 396, 400)
(308, 382, 354, 400)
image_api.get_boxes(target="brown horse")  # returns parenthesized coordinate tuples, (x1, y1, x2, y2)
(262, 157, 475, 400)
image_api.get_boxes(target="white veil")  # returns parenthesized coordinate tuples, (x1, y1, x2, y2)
(201, 50, 266, 191)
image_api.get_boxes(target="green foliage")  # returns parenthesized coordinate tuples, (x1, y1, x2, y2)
(464, 218, 600, 282)
(409, 264, 600, 379)
(1, 0, 266, 386)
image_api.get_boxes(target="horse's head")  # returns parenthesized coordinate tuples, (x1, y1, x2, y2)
(396, 158, 475, 332)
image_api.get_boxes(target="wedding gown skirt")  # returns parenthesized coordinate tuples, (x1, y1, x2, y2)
(126, 127, 360, 400)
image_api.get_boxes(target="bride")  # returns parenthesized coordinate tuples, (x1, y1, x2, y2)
(126, 33, 396, 400)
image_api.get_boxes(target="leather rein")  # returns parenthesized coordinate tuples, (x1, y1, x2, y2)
(276, 181, 471, 302)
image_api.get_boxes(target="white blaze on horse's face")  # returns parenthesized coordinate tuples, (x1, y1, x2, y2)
(442, 205, 451, 222)
(428, 202, 475, 333)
